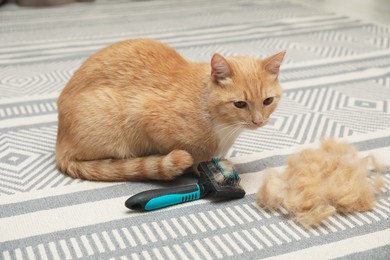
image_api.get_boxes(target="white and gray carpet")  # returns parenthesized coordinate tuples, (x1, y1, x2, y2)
(1, 0, 390, 259)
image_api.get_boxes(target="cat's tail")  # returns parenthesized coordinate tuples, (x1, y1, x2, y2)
(56, 150, 194, 181)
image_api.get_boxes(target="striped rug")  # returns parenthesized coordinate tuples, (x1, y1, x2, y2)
(1, 0, 390, 259)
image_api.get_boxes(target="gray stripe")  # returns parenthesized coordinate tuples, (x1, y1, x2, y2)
(0, 122, 58, 132)
(235, 135, 390, 173)
(0, 16, 351, 55)
(169, 22, 364, 48)
(0, 21, 362, 65)
(0, 175, 198, 218)
(0, 99, 58, 120)
(1, 192, 388, 259)
(281, 58, 390, 84)
(334, 245, 390, 260)
(285, 54, 390, 72)
(1, 135, 389, 218)
(282, 71, 390, 92)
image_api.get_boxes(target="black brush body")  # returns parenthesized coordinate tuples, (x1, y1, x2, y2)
(125, 158, 245, 211)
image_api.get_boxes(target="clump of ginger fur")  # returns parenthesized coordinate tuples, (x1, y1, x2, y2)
(257, 139, 384, 227)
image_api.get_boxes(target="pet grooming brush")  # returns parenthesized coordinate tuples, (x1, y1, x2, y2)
(125, 158, 245, 211)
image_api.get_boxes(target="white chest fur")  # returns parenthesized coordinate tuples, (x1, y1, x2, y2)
(213, 123, 243, 157)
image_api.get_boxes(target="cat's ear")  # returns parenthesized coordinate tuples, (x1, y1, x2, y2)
(211, 53, 232, 85)
(263, 51, 286, 75)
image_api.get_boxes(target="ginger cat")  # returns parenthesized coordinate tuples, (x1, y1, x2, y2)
(56, 39, 285, 181)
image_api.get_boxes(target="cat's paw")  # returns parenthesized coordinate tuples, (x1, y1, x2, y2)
(163, 150, 194, 180)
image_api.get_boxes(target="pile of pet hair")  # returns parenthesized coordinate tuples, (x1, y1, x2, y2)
(257, 139, 384, 227)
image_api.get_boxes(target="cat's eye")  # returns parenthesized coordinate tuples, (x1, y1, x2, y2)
(263, 97, 274, 106)
(233, 101, 248, 109)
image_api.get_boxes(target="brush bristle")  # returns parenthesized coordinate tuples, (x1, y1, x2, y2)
(212, 158, 240, 186)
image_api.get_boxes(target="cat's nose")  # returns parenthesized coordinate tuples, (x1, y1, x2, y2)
(252, 119, 263, 126)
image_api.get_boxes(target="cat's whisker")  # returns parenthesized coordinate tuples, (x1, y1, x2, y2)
(224, 125, 244, 155)
(217, 129, 236, 157)
(204, 122, 244, 144)
(214, 122, 244, 131)
(203, 124, 230, 144)
(218, 124, 243, 157)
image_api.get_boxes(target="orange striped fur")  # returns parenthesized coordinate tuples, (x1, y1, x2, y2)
(56, 39, 285, 181)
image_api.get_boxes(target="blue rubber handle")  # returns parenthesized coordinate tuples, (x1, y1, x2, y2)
(125, 183, 202, 211)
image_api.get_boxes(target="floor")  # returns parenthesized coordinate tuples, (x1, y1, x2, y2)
(1, 1, 390, 259)
(293, 0, 390, 25)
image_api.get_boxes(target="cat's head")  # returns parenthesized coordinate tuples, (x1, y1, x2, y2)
(208, 51, 285, 130)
